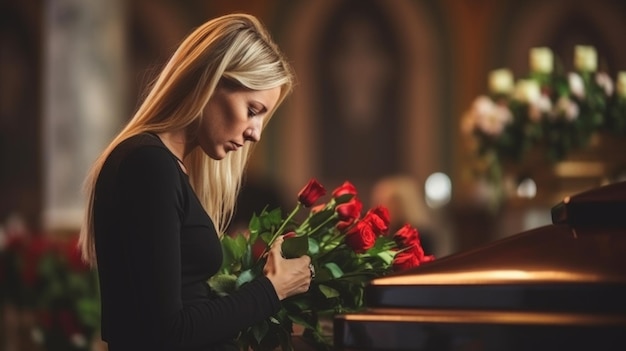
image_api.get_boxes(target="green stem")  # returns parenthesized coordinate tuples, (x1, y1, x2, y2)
(314, 236, 346, 262)
(320, 231, 344, 250)
(261, 202, 303, 259)
(300, 212, 338, 238)
(297, 199, 337, 234)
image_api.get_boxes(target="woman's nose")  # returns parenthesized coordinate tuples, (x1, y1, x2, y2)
(246, 118, 263, 142)
(244, 127, 260, 142)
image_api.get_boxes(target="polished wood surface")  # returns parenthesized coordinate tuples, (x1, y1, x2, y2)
(335, 181, 626, 350)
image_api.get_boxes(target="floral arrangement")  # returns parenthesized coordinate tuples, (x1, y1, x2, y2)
(0, 221, 100, 350)
(462, 45, 626, 202)
(208, 179, 434, 350)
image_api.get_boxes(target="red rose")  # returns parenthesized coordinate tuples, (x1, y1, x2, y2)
(393, 224, 419, 248)
(363, 206, 390, 236)
(392, 224, 435, 269)
(422, 254, 435, 263)
(336, 220, 353, 231)
(298, 178, 326, 207)
(392, 250, 421, 271)
(405, 244, 425, 265)
(336, 197, 363, 222)
(332, 181, 357, 198)
(345, 220, 376, 253)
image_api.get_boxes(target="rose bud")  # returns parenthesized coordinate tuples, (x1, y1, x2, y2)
(298, 178, 326, 207)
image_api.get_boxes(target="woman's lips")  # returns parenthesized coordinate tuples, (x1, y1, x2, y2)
(229, 141, 243, 151)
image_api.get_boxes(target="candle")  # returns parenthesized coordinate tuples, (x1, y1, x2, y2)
(617, 71, 626, 98)
(488, 69, 514, 94)
(574, 45, 597, 72)
(529, 47, 554, 74)
(513, 79, 541, 104)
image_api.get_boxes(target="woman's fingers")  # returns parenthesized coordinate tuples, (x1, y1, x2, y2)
(263, 249, 312, 299)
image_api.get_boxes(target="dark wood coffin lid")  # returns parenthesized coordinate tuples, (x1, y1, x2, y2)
(363, 181, 626, 313)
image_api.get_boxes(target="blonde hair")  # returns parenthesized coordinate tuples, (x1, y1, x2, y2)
(79, 14, 295, 266)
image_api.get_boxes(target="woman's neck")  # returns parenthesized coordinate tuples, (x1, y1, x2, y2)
(156, 130, 189, 171)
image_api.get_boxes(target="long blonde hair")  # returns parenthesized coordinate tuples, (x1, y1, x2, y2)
(79, 14, 295, 266)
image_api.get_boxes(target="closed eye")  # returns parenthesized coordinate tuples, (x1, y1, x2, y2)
(248, 107, 259, 118)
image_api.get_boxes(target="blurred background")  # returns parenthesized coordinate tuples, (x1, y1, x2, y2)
(1, 0, 626, 349)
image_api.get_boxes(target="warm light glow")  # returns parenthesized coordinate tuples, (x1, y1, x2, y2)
(554, 161, 605, 177)
(516, 178, 536, 198)
(337, 308, 626, 326)
(372, 269, 610, 285)
(424, 172, 451, 208)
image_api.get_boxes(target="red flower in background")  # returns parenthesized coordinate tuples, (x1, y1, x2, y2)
(58, 309, 80, 338)
(332, 181, 357, 198)
(297, 179, 326, 207)
(37, 310, 53, 329)
(0, 227, 99, 350)
(22, 235, 52, 287)
(63, 237, 89, 273)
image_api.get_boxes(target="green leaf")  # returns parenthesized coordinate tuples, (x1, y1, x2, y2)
(259, 208, 284, 230)
(249, 213, 261, 235)
(76, 297, 101, 327)
(287, 313, 317, 330)
(318, 284, 340, 298)
(236, 269, 257, 288)
(282, 235, 309, 258)
(376, 250, 395, 265)
(323, 262, 344, 278)
(252, 321, 269, 343)
(221, 235, 246, 269)
(208, 274, 238, 296)
(283, 297, 310, 312)
(307, 209, 335, 229)
(334, 193, 354, 204)
(308, 237, 320, 255)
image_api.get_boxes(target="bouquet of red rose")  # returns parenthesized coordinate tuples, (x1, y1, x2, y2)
(208, 179, 434, 350)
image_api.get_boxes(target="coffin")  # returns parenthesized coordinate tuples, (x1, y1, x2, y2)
(334, 181, 626, 351)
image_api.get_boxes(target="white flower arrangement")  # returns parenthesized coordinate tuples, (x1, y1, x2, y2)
(462, 45, 626, 204)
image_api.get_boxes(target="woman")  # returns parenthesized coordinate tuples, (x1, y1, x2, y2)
(78, 14, 312, 350)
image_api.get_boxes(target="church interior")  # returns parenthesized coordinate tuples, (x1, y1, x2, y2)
(2, 0, 626, 350)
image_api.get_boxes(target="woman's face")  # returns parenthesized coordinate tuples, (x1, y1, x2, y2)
(198, 82, 281, 160)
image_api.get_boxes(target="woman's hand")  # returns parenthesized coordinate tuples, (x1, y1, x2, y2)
(263, 235, 312, 300)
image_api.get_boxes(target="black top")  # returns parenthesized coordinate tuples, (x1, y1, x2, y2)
(93, 133, 280, 350)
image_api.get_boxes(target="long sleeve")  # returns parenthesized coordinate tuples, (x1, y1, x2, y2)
(94, 136, 281, 350)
